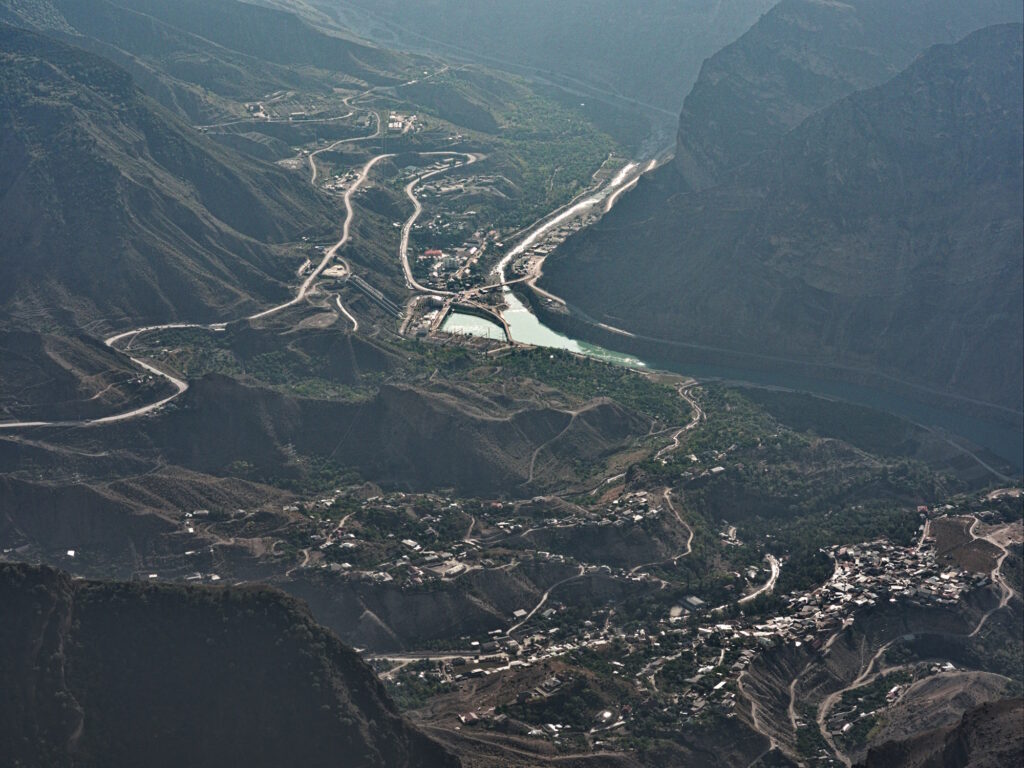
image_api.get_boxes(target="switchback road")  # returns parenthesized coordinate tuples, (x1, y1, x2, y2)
(398, 152, 480, 294)
(0, 148, 389, 429)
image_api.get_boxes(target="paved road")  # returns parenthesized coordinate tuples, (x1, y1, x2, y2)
(197, 110, 355, 132)
(0, 149, 389, 429)
(604, 159, 657, 213)
(249, 152, 393, 322)
(506, 564, 585, 635)
(0, 323, 205, 430)
(0, 65, 473, 431)
(0, 74, 645, 431)
(335, 294, 359, 331)
(492, 161, 641, 285)
(2, 144, 486, 430)
(309, 111, 382, 185)
(398, 152, 479, 294)
(739, 554, 781, 605)
(365, 650, 478, 663)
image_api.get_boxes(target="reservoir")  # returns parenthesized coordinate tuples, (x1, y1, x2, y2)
(501, 292, 644, 367)
(441, 291, 645, 367)
(440, 311, 505, 341)
(439, 289, 1021, 471)
(503, 292, 1024, 471)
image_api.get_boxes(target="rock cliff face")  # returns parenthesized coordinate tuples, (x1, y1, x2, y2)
(0, 562, 460, 768)
(541, 24, 1024, 417)
(674, 0, 1023, 190)
(857, 698, 1024, 768)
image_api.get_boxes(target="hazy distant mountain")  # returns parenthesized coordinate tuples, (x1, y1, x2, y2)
(0, 562, 459, 768)
(268, 0, 775, 113)
(674, 0, 1023, 190)
(0, 0, 415, 122)
(0, 23, 336, 332)
(541, 24, 1024, 416)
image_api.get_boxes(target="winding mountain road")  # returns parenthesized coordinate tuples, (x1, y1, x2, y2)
(335, 294, 359, 331)
(1, 133, 388, 429)
(398, 152, 480, 294)
(655, 380, 704, 460)
(249, 152, 393, 322)
(506, 564, 585, 635)
(809, 514, 1021, 766)
(0, 58, 476, 433)
(0, 323, 203, 430)
(627, 488, 694, 575)
(966, 517, 1018, 636)
(1, 75, 653, 433)
(308, 111, 382, 185)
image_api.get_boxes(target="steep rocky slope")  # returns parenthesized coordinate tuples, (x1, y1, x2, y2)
(858, 698, 1024, 768)
(541, 24, 1024, 417)
(0, 329, 178, 422)
(0, 23, 337, 333)
(86, 373, 648, 495)
(0, 562, 459, 768)
(674, 0, 1023, 190)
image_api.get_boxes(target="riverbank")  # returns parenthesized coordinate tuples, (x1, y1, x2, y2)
(510, 284, 1023, 472)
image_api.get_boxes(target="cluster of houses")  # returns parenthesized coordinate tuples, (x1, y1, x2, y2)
(820, 538, 978, 608)
(268, 483, 1008, 747)
(387, 112, 418, 133)
(493, 490, 666, 537)
(322, 168, 361, 194)
(296, 492, 484, 585)
(415, 229, 490, 288)
(378, 510, 991, 743)
(507, 218, 591, 280)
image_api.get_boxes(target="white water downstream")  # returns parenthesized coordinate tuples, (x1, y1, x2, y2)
(494, 162, 639, 285)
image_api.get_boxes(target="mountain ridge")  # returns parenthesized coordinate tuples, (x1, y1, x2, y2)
(0, 0, 415, 122)
(673, 0, 1024, 190)
(0, 22, 337, 333)
(540, 23, 1024, 418)
(0, 561, 460, 767)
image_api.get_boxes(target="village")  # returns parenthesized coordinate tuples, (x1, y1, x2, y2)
(503, 213, 593, 283)
(365, 502, 987, 746)
(99, 468, 1016, 755)
(132, 428, 1019, 754)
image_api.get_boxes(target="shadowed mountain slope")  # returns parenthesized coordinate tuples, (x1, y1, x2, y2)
(541, 24, 1024, 418)
(857, 698, 1024, 768)
(674, 0, 1023, 190)
(270, 0, 775, 113)
(0, 23, 337, 332)
(0, 562, 460, 768)
(98, 373, 649, 496)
